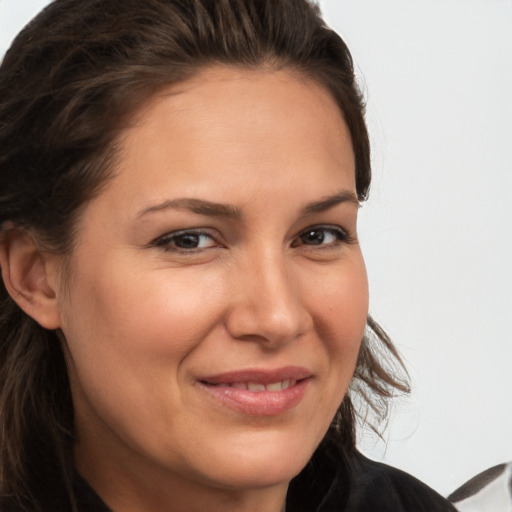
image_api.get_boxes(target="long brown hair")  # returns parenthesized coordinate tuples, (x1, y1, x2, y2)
(0, 1, 409, 510)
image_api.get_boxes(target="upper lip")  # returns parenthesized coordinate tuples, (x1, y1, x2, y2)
(199, 366, 312, 385)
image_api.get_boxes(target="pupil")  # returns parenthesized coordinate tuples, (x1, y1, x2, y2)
(302, 230, 324, 245)
(176, 234, 199, 248)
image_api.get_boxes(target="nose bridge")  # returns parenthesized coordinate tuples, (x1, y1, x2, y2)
(226, 246, 311, 346)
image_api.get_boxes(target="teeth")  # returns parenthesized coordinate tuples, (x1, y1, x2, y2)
(223, 380, 297, 392)
(247, 383, 266, 392)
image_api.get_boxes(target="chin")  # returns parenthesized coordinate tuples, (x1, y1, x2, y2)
(206, 460, 307, 491)
(196, 432, 318, 490)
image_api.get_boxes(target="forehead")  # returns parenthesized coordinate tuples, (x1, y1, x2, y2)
(92, 66, 356, 220)
(127, 66, 349, 140)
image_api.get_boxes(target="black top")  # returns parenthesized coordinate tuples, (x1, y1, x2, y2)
(73, 451, 456, 512)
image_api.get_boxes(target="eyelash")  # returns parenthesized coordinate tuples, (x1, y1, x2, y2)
(291, 226, 355, 249)
(152, 230, 218, 252)
(151, 225, 355, 253)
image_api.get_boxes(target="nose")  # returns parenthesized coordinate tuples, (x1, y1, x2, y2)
(225, 252, 313, 348)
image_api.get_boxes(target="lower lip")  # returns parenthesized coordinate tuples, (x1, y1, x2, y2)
(199, 379, 310, 416)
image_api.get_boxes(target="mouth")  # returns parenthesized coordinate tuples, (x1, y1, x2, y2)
(198, 367, 312, 416)
(205, 379, 298, 392)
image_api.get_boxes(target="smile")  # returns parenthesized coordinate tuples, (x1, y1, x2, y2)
(207, 380, 297, 392)
(198, 367, 312, 416)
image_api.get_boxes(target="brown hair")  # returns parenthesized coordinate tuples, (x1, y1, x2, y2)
(0, 1, 408, 510)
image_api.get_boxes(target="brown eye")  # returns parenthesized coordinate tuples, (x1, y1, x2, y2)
(154, 231, 217, 251)
(300, 229, 328, 245)
(292, 226, 349, 248)
(172, 233, 203, 249)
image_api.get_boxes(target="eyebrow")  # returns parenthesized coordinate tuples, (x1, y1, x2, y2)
(137, 198, 241, 219)
(137, 189, 359, 219)
(301, 190, 360, 214)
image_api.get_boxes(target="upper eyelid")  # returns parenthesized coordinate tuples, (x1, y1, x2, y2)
(150, 228, 218, 247)
(292, 225, 355, 246)
(296, 224, 350, 237)
(159, 228, 214, 238)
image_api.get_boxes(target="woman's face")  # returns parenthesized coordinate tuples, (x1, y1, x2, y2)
(55, 67, 368, 503)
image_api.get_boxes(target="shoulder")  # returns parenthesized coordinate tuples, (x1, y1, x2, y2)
(448, 461, 512, 511)
(338, 451, 457, 512)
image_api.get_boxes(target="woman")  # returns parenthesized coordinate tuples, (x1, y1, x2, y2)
(0, 0, 456, 511)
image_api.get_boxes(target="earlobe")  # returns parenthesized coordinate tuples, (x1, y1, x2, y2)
(0, 227, 62, 330)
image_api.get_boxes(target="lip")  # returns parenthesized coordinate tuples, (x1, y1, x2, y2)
(198, 366, 312, 416)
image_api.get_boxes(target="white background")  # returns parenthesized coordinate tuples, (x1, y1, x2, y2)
(1, 0, 511, 497)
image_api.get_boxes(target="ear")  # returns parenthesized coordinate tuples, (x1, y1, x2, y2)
(0, 226, 62, 330)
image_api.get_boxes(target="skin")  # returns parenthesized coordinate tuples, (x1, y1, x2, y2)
(23, 67, 369, 511)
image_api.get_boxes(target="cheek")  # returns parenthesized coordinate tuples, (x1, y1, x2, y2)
(59, 260, 228, 446)
(312, 257, 368, 392)
(314, 255, 369, 344)
(63, 259, 225, 362)
(59, 260, 234, 442)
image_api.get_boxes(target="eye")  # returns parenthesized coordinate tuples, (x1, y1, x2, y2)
(152, 230, 218, 251)
(292, 226, 352, 248)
